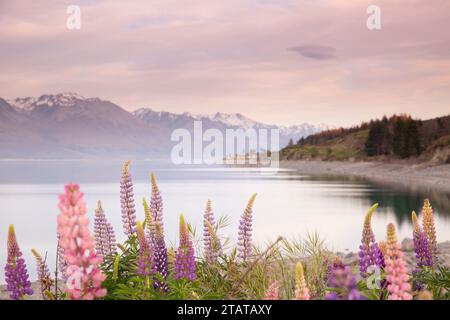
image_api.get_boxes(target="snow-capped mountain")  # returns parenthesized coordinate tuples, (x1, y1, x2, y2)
(8, 93, 90, 112)
(133, 108, 326, 147)
(0, 93, 326, 159)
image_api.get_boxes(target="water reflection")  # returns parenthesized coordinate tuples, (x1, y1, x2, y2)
(285, 172, 450, 227)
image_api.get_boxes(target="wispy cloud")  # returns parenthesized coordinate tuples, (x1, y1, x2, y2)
(289, 45, 336, 60)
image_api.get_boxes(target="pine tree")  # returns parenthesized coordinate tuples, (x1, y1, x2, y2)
(393, 119, 407, 158)
(287, 138, 294, 148)
(365, 122, 383, 156)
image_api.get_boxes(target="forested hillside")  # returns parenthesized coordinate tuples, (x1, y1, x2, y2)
(282, 114, 450, 163)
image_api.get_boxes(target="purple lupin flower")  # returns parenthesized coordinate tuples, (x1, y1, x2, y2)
(174, 214, 196, 281)
(238, 194, 257, 261)
(203, 199, 222, 263)
(325, 259, 363, 300)
(31, 249, 54, 300)
(150, 173, 164, 236)
(94, 200, 117, 258)
(4, 225, 33, 300)
(153, 220, 169, 291)
(136, 221, 154, 277)
(412, 211, 433, 268)
(120, 160, 137, 236)
(143, 197, 156, 245)
(358, 204, 385, 278)
(56, 232, 68, 281)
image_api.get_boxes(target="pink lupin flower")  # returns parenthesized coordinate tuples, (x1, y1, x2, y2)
(385, 223, 412, 300)
(57, 183, 107, 300)
(264, 281, 279, 300)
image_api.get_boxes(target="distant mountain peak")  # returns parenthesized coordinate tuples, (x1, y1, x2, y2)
(0, 94, 329, 158)
(8, 92, 94, 112)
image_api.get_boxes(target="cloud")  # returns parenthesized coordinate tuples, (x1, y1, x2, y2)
(288, 45, 336, 60)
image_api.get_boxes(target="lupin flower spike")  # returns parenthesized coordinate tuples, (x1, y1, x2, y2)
(32, 249, 53, 300)
(57, 183, 107, 300)
(379, 241, 388, 257)
(112, 254, 120, 281)
(174, 214, 197, 281)
(143, 197, 155, 244)
(422, 199, 437, 259)
(325, 258, 362, 300)
(203, 200, 222, 263)
(264, 281, 279, 300)
(238, 193, 257, 261)
(57, 232, 68, 281)
(94, 200, 117, 258)
(385, 223, 412, 300)
(358, 203, 385, 278)
(120, 160, 137, 236)
(136, 221, 154, 277)
(150, 172, 164, 235)
(204, 219, 222, 262)
(412, 211, 433, 268)
(153, 219, 169, 291)
(294, 262, 310, 300)
(4, 225, 33, 300)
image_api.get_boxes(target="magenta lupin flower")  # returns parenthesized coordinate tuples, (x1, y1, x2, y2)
(94, 200, 117, 258)
(358, 203, 385, 278)
(238, 194, 257, 261)
(120, 161, 137, 236)
(32, 249, 53, 300)
(412, 211, 433, 268)
(57, 183, 107, 300)
(136, 221, 154, 277)
(203, 199, 222, 263)
(150, 173, 164, 236)
(4, 225, 33, 300)
(174, 214, 196, 281)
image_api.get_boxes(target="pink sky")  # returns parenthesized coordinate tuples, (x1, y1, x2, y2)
(0, 0, 449, 126)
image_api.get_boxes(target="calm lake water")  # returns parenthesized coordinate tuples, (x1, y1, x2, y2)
(1, 160, 449, 281)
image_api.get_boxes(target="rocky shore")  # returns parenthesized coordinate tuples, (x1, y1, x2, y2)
(337, 239, 450, 271)
(280, 160, 450, 195)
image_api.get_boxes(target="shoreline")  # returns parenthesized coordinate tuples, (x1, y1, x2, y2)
(280, 160, 450, 195)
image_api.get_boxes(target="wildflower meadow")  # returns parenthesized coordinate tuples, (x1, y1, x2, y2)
(3, 161, 449, 300)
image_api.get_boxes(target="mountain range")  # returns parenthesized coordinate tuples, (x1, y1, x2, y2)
(0, 93, 326, 159)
